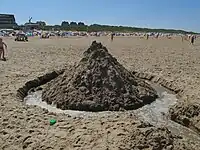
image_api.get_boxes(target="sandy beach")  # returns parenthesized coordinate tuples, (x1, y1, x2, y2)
(1, 36, 200, 150)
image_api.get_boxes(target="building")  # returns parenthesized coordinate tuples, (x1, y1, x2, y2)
(24, 22, 40, 30)
(0, 14, 18, 29)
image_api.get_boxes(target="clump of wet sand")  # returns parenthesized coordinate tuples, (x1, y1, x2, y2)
(128, 126, 188, 150)
(42, 41, 157, 111)
(170, 102, 200, 134)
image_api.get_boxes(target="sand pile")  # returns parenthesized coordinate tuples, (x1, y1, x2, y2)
(42, 41, 158, 111)
(170, 102, 200, 133)
(129, 127, 186, 150)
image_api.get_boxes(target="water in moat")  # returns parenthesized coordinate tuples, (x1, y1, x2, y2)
(24, 83, 200, 143)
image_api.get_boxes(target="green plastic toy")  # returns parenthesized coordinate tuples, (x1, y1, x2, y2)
(50, 119, 57, 126)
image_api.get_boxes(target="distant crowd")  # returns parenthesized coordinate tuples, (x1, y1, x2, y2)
(0, 29, 198, 61)
(1, 29, 198, 39)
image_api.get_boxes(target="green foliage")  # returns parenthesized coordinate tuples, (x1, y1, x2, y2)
(70, 22, 77, 26)
(1, 20, 197, 34)
(61, 21, 69, 26)
(78, 22, 85, 26)
(36, 21, 46, 26)
(42, 23, 197, 34)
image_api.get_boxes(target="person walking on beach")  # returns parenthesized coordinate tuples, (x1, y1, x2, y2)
(181, 35, 186, 42)
(181, 35, 184, 42)
(111, 33, 114, 41)
(0, 38, 7, 61)
(190, 35, 195, 45)
(155, 33, 159, 39)
(146, 33, 149, 40)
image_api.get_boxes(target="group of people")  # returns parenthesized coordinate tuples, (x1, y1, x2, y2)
(189, 35, 196, 45)
(0, 33, 198, 61)
(181, 34, 196, 45)
(145, 33, 197, 45)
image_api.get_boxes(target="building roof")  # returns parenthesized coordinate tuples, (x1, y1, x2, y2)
(0, 14, 15, 16)
(0, 14, 17, 29)
(24, 23, 40, 26)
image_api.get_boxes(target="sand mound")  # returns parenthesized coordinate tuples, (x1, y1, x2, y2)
(129, 127, 185, 150)
(42, 41, 157, 111)
(170, 102, 200, 133)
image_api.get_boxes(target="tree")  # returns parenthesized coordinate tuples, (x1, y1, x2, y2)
(36, 21, 46, 26)
(78, 22, 85, 26)
(70, 22, 77, 26)
(41, 22, 197, 34)
(61, 21, 69, 26)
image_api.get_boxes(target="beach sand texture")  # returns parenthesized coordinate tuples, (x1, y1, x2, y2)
(0, 36, 200, 149)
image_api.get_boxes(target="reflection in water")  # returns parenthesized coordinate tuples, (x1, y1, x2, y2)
(24, 84, 200, 143)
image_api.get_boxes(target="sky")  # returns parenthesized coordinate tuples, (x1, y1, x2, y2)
(0, 0, 200, 32)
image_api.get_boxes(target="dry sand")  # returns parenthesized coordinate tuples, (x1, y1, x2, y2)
(0, 36, 200, 150)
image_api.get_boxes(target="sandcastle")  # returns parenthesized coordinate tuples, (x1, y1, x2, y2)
(41, 41, 158, 111)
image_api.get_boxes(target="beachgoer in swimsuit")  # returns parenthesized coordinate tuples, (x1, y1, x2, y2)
(111, 33, 114, 41)
(146, 34, 149, 40)
(191, 35, 195, 45)
(0, 38, 7, 61)
(155, 33, 159, 39)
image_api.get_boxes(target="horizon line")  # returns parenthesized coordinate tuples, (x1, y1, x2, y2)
(20, 22, 197, 33)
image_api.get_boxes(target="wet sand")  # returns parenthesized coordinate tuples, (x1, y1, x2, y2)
(0, 36, 200, 149)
